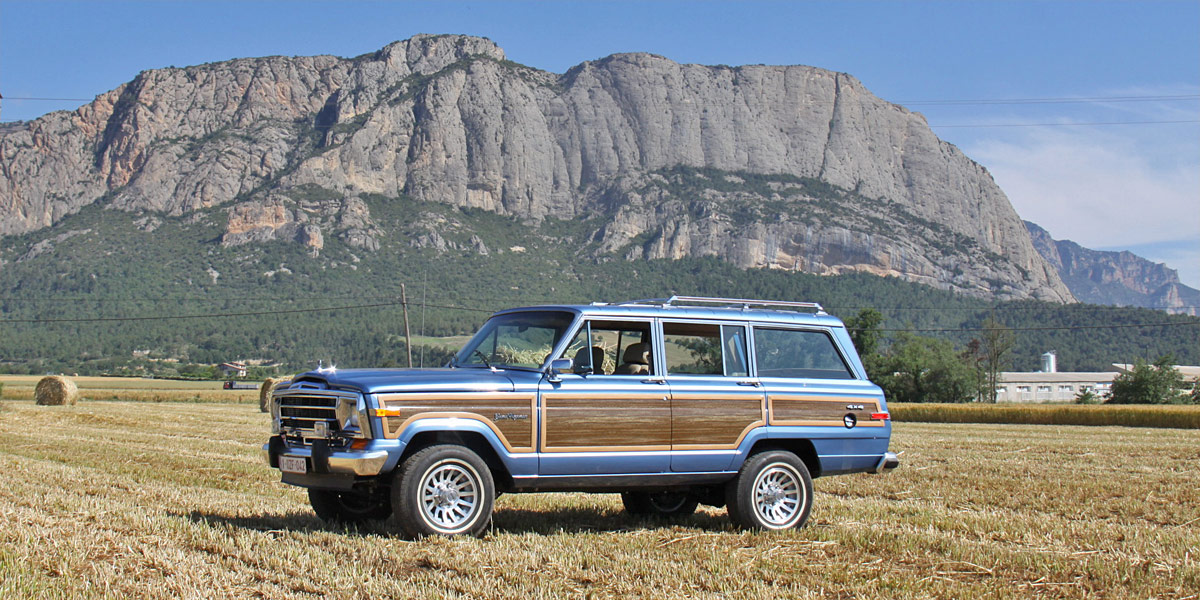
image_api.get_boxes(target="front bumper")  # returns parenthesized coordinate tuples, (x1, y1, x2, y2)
(262, 436, 392, 476)
(872, 451, 900, 474)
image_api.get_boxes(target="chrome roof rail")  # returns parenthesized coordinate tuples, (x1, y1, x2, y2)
(616, 295, 826, 315)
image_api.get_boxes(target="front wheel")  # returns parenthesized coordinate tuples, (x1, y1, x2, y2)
(725, 451, 813, 530)
(392, 445, 495, 537)
(308, 489, 392, 524)
(621, 491, 699, 518)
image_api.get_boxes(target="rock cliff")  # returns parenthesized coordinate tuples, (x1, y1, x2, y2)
(0, 34, 1073, 302)
(1026, 222, 1198, 315)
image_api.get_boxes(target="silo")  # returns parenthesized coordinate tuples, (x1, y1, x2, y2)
(1040, 351, 1057, 373)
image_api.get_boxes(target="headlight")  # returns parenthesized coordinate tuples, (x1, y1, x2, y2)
(270, 395, 282, 434)
(335, 395, 370, 439)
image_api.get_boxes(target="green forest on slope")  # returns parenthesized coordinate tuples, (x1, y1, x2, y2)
(0, 192, 1195, 378)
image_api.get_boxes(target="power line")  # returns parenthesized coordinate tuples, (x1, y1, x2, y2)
(1, 298, 1195, 332)
(931, 120, 1200, 128)
(898, 94, 1200, 106)
(6, 93, 1197, 106)
(859, 321, 1200, 333)
(0, 301, 402, 324)
(0, 299, 496, 324)
(2, 96, 94, 102)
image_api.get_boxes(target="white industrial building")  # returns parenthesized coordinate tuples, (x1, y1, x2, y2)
(992, 352, 1200, 403)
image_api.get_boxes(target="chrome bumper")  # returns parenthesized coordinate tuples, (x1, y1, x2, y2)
(261, 443, 390, 476)
(872, 451, 900, 474)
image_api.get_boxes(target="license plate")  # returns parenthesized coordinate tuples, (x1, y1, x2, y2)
(279, 456, 307, 474)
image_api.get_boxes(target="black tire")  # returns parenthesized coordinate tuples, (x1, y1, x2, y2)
(621, 491, 699, 518)
(725, 451, 813, 530)
(392, 445, 494, 537)
(308, 489, 392, 524)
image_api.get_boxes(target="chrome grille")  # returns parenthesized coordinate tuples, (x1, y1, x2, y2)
(278, 393, 339, 434)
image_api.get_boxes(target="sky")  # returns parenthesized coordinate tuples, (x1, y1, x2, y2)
(1, 0, 1197, 288)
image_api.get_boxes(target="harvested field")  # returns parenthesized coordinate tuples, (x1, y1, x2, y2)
(0, 400, 1197, 599)
(0, 375, 259, 404)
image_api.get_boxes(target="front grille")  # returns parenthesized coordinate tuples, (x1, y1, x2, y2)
(278, 394, 338, 433)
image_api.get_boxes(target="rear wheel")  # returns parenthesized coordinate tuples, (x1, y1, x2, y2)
(621, 491, 699, 518)
(308, 489, 392, 524)
(726, 451, 813, 530)
(392, 445, 494, 537)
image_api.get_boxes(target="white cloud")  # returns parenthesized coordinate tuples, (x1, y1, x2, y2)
(946, 93, 1200, 288)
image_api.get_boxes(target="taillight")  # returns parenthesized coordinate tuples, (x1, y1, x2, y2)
(870, 412, 890, 421)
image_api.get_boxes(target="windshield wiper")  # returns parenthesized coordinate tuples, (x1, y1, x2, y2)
(473, 350, 493, 369)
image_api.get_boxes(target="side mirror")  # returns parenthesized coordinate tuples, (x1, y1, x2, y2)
(549, 358, 573, 374)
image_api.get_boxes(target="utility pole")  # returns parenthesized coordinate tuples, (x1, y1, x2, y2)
(401, 283, 413, 368)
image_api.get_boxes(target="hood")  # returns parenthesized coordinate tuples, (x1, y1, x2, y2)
(286, 367, 543, 395)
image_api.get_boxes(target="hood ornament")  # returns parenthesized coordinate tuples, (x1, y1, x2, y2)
(316, 360, 337, 375)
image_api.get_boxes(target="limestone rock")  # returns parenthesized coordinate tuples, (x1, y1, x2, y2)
(0, 34, 1074, 302)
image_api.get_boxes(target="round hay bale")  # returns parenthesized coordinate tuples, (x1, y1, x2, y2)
(259, 378, 281, 413)
(35, 376, 79, 406)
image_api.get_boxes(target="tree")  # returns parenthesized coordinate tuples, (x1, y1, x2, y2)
(970, 317, 1015, 403)
(844, 308, 883, 359)
(1107, 356, 1190, 404)
(844, 308, 884, 380)
(873, 332, 981, 404)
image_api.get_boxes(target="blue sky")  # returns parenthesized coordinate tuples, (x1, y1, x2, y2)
(2, 0, 1197, 287)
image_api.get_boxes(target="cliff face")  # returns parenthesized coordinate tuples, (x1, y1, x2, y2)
(0, 34, 1073, 302)
(1027, 221, 1198, 315)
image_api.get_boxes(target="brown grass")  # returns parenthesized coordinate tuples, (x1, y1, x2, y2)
(0, 400, 1196, 598)
(892, 402, 1200, 429)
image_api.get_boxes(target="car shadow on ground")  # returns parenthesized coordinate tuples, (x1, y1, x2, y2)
(490, 505, 731, 535)
(173, 506, 731, 538)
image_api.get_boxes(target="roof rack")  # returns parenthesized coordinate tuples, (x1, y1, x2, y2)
(614, 295, 826, 314)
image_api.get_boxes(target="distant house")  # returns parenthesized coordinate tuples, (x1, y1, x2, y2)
(219, 361, 248, 378)
(993, 362, 1200, 403)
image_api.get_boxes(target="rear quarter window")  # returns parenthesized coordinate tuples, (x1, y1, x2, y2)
(753, 327, 855, 380)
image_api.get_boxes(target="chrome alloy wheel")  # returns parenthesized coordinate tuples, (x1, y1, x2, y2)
(419, 459, 481, 533)
(751, 464, 805, 528)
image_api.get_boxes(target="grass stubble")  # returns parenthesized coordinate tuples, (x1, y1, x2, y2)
(0, 400, 1196, 599)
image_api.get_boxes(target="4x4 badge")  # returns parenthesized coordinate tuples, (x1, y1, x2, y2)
(843, 414, 857, 429)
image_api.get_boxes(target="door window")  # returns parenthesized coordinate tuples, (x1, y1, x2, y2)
(561, 320, 654, 375)
(663, 322, 748, 377)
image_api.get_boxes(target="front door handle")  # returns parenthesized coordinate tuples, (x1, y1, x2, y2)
(641, 377, 667, 385)
(737, 380, 762, 387)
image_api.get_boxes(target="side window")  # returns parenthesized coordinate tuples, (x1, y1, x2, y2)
(753, 328, 854, 380)
(663, 322, 748, 377)
(561, 320, 653, 375)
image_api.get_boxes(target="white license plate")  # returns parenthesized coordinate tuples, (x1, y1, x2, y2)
(279, 456, 307, 474)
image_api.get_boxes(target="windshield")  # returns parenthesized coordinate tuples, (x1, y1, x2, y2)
(454, 310, 576, 369)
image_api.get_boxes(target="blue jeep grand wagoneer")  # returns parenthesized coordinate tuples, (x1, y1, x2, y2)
(264, 296, 898, 536)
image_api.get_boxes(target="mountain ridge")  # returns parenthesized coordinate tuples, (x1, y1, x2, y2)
(0, 34, 1072, 303)
(1026, 221, 1199, 315)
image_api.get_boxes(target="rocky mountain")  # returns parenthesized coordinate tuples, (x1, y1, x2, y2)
(0, 34, 1073, 302)
(1026, 222, 1199, 316)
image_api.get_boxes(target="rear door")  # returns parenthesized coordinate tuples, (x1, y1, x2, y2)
(662, 320, 766, 472)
